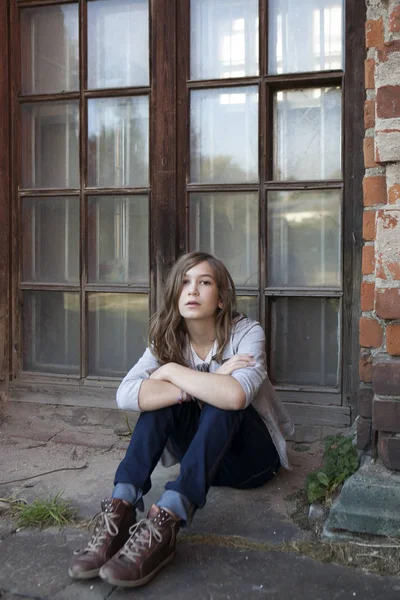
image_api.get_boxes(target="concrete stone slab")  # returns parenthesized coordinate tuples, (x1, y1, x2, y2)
(325, 457, 400, 537)
(51, 431, 117, 450)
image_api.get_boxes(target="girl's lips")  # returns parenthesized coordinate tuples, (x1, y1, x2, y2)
(186, 302, 200, 306)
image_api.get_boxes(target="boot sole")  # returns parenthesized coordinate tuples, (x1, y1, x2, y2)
(99, 552, 175, 588)
(68, 567, 100, 580)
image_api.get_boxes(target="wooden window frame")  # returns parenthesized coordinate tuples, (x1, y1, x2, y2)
(6, 0, 364, 418)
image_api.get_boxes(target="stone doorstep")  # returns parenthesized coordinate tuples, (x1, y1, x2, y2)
(324, 457, 400, 538)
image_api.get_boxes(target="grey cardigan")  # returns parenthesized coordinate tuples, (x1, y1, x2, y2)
(116, 316, 294, 470)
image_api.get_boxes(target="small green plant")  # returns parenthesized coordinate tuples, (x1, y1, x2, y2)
(9, 492, 77, 529)
(306, 434, 360, 504)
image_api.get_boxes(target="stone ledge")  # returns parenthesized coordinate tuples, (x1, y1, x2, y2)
(325, 458, 400, 537)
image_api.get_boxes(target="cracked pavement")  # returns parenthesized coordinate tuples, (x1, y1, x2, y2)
(1, 403, 400, 599)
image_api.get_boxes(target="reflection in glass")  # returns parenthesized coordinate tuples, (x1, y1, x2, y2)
(271, 297, 340, 387)
(88, 0, 149, 89)
(21, 5, 79, 94)
(88, 293, 148, 376)
(22, 197, 79, 283)
(88, 96, 149, 187)
(268, 190, 341, 288)
(88, 196, 148, 284)
(237, 296, 259, 321)
(23, 291, 80, 374)
(269, 0, 343, 74)
(191, 0, 258, 80)
(273, 88, 341, 181)
(190, 87, 258, 183)
(190, 192, 258, 287)
(21, 102, 79, 189)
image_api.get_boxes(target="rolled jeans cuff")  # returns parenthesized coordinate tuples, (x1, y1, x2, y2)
(112, 483, 145, 512)
(157, 490, 195, 526)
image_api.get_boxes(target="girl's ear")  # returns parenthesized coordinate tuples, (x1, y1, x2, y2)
(218, 300, 223, 309)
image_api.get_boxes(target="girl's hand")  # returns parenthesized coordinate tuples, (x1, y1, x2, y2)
(150, 364, 172, 381)
(215, 354, 255, 375)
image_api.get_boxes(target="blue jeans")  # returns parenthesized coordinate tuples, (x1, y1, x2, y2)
(114, 402, 280, 521)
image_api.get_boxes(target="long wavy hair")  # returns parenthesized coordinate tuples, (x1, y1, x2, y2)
(149, 252, 240, 365)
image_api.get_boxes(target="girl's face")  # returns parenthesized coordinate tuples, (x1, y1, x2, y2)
(178, 261, 222, 322)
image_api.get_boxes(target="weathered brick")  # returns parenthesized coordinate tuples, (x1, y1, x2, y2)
(363, 138, 378, 169)
(377, 86, 400, 119)
(365, 58, 375, 89)
(377, 40, 400, 63)
(356, 416, 372, 450)
(362, 245, 375, 275)
(376, 131, 400, 163)
(359, 349, 373, 382)
(363, 175, 387, 206)
(363, 211, 376, 241)
(373, 397, 400, 432)
(378, 432, 400, 471)
(376, 288, 400, 318)
(359, 317, 383, 348)
(389, 184, 400, 205)
(358, 387, 374, 418)
(366, 18, 384, 49)
(361, 281, 375, 311)
(364, 100, 376, 129)
(387, 324, 400, 356)
(390, 5, 400, 33)
(372, 354, 400, 396)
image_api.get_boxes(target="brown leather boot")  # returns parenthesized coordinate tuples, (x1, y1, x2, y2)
(99, 505, 181, 588)
(68, 498, 136, 580)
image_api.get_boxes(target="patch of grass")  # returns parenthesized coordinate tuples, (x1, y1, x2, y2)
(2, 492, 76, 529)
(305, 434, 359, 504)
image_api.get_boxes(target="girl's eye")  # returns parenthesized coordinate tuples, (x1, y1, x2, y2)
(201, 280, 211, 285)
(182, 279, 189, 285)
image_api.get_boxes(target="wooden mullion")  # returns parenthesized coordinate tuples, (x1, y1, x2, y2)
(84, 87, 151, 98)
(19, 92, 80, 103)
(342, 0, 366, 414)
(259, 0, 267, 332)
(264, 180, 343, 190)
(188, 77, 260, 90)
(20, 283, 81, 291)
(265, 288, 343, 297)
(19, 189, 80, 196)
(187, 183, 259, 193)
(176, 0, 189, 256)
(0, 0, 10, 385)
(17, 0, 77, 8)
(83, 285, 150, 294)
(265, 71, 344, 88)
(84, 187, 150, 195)
(150, 0, 177, 311)
(80, 0, 87, 379)
(10, 0, 22, 379)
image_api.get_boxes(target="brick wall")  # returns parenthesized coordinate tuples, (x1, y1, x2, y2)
(358, 0, 400, 470)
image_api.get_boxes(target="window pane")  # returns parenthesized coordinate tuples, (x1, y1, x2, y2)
(23, 291, 80, 374)
(273, 88, 342, 181)
(191, 0, 258, 80)
(271, 297, 340, 387)
(88, 293, 148, 377)
(237, 296, 258, 321)
(88, 0, 149, 89)
(22, 197, 79, 283)
(268, 190, 341, 288)
(88, 96, 149, 187)
(21, 5, 79, 94)
(268, 0, 344, 74)
(190, 192, 258, 287)
(21, 102, 79, 189)
(88, 195, 148, 284)
(190, 87, 258, 183)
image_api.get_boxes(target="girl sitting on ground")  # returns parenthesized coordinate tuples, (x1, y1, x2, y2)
(69, 251, 294, 589)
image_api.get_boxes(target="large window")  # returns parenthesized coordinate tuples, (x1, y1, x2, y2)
(19, 0, 150, 378)
(184, 0, 344, 404)
(12, 0, 363, 424)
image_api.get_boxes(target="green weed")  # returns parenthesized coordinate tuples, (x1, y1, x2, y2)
(6, 492, 77, 529)
(306, 434, 360, 504)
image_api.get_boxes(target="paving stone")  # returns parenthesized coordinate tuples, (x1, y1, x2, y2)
(51, 431, 116, 450)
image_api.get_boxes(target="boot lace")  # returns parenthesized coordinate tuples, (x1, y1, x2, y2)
(119, 519, 163, 562)
(74, 508, 120, 555)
